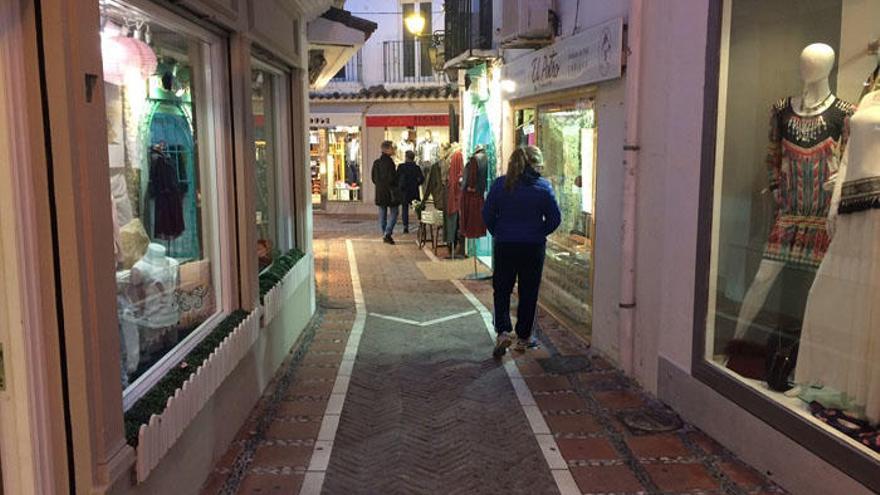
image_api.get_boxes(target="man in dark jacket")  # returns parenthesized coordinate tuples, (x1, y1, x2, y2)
(397, 150, 424, 233)
(372, 140, 401, 244)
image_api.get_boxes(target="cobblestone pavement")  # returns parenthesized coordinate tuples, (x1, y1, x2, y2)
(201, 214, 788, 495)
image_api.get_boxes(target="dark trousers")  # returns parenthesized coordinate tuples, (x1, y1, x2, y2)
(492, 242, 545, 339)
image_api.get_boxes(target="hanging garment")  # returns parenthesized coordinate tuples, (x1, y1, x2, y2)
(446, 150, 464, 214)
(460, 154, 487, 238)
(795, 94, 880, 422)
(422, 158, 449, 210)
(143, 96, 200, 260)
(148, 146, 186, 240)
(763, 97, 854, 269)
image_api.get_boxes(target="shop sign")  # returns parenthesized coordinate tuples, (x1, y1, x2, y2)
(309, 113, 362, 128)
(503, 17, 623, 99)
(365, 114, 450, 127)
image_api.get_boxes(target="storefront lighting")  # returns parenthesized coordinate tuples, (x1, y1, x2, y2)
(404, 12, 426, 37)
(501, 79, 517, 93)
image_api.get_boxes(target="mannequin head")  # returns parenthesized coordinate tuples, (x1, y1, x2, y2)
(799, 43, 835, 84)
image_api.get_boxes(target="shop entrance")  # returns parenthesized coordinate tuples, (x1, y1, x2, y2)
(514, 97, 597, 340)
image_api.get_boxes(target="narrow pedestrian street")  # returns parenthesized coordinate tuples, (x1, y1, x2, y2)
(201, 216, 785, 495)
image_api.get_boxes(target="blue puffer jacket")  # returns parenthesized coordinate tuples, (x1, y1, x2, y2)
(481, 167, 561, 244)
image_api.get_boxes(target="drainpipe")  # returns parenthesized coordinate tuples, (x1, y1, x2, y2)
(619, 0, 644, 375)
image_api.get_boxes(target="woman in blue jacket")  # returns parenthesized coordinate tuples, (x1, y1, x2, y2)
(483, 146, 561, 357)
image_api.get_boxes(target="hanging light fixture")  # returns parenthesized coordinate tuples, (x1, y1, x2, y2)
(101, 19, 157, 86)
(404, 11, 426, 37)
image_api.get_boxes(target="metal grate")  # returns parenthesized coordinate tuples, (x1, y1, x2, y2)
(617, 408, 684, 436)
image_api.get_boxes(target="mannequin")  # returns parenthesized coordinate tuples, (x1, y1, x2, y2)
(421, 142, 453, 210)
(793, 90, 880, 422)
(417, 130, 439, 176)
(459, 147, 489, 238)
(143, 62, 199, 260)
(397, 129, 416, 164)
(127, 243, 180, 328)
(732, 44, 854, 340)
(345, 135, 360, 185)
(119, 243, 180, 377)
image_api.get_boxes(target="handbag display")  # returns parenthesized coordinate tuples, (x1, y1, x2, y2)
(724, 338, 768, 380)
(765, 327, 800, 392)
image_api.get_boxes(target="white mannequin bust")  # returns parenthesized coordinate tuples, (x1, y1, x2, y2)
(128, 242, 179, 328)
(791, 43, 836, 117)
(842, 90, 880, 181)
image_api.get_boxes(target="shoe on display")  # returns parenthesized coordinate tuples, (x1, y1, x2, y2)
(493, 332, 513, 358)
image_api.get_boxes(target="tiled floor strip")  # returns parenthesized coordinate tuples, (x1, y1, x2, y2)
(299, 240, 366, 495)
(423, 247, 580, 495)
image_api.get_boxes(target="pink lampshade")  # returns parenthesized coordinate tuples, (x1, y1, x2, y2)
(102, 35, 158, 86)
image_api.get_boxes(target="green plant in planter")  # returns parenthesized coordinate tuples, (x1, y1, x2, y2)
(124, 310, 249, 446)
(259, 248, 305, 303)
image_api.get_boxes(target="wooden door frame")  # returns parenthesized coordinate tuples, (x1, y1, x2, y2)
(0, 0, 73, 493)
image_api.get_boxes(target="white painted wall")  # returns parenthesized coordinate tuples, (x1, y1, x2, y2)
(336, 0, 445, 86)
(632, 0, 709, 387)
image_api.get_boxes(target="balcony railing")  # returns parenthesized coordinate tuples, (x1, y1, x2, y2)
(444, 0, 493, 62)
(331, 49, 362, 83)
(383, 40, 445, 84)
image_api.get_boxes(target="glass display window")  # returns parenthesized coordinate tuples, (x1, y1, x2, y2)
(512, 98, 597, 339)
(252, 59, 291, 271)
(101, 0, 227, 404)
(309, 126, 362, 203)
(703, 0, 880, 466)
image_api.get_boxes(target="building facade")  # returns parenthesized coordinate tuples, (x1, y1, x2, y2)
(0, 0, 357, 493)
(443, 0, 880, 493)
(308, 0, 459, 215)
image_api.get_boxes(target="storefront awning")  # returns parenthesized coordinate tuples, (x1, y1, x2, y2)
(307, 7, 377, 90)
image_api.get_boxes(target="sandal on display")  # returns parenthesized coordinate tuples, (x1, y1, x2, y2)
(858, 431, 880, 453)
(808, 401, 873, 437)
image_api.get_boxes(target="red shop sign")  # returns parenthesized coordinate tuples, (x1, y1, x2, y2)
(365, 114, 449, 127)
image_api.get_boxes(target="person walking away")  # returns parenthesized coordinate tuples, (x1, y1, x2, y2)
(372, 140, 401, 244)
(482, 146, 561, 357)
(397, 149, 425, 233)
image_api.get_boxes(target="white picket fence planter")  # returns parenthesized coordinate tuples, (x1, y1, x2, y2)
(135, 309, 262, 483)
(262, 254, 311, 328)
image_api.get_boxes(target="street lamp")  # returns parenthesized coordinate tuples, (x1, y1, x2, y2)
(404, 11, 426, 36)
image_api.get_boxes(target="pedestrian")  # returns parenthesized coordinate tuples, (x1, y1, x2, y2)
(372, 140, 401, 244)
(482, 146, 561, 357)
(397, 149, 425, 234)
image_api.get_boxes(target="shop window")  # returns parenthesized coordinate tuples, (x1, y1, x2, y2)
(252, 60, 292, 271)
(310, 126, 363, 204)
(705, 0, 880, 463)
(534, 102, 596, 338)
(101, 1, 226, 401)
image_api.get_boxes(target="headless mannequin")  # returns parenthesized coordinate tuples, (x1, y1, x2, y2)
(788, 90, 880, 403)
(733, 44, 837, 340)
(129, 242, 180, 328)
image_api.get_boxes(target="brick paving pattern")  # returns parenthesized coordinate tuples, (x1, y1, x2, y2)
(201, 214, 787, 495)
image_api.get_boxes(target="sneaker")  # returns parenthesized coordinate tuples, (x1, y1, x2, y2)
(383, 235, 396, 245)
(492, 332, 513, 358)
(514, 337, 540, 352)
